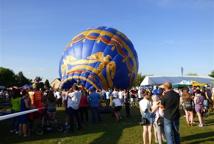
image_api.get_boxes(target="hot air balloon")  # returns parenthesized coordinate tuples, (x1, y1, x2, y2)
(59, 26, 138, 90)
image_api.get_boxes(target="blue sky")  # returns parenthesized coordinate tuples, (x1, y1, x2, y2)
(0, 0, 214, 81)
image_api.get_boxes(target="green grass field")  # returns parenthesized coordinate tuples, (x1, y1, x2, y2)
(0, 107, 214, 144)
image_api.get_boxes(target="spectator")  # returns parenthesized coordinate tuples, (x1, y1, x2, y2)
(118, 89, 124, 105)
(112, 89, 119, 99)
(152, 95, 164, 144)
(67, 84, 82, 130)
(105, 89, 111, 106)
(194, 90, 205, 127)
(139, 90, 155, 144)
(33, 88, 43, 118)
(47, 91, 57, 120)
(88, 88, 102, 123)
(10, 89, 21, 134)
(112, 96, 122, 122)
(160, 82, 180, 144)
(79, 90, 89, 123)
(28, 88, 35, 106)
(19, 90, 31, 137)
(130, 88, 137, 106)
(54, 90, 62, 107)
(124, 89, 131, 117)
(101, 89, 106, 100)
(181, 88, 194, 126)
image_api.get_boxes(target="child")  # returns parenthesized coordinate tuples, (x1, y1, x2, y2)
(19, 90, 31, 137)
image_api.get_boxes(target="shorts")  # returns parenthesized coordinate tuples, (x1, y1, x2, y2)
(143, 112, 155, 124)
(114, 106, 122, 112)
(185, 107, 193, 112)
(195, 106, 203, 113)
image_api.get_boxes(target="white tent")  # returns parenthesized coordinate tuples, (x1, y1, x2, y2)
(140, 76, 214, 86)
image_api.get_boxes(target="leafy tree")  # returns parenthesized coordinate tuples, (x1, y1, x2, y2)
(32, 76, 44, 90)
(133, 73, 145, 87)
(208, 70, 214, 78)
(15, 71, 31, 87)
(0, 67, 16, 87)
(34, 76, 42, 83)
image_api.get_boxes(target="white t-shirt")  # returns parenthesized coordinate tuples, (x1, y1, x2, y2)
(54, 91, 61, 99)
(118, 91, 123, 99)
(106, 91, 110, 99)
(67, 91, 82, 110)
(138, 88, 143, 98)
(112, 90, 119, 98)
(113, 98, 122, 107)
(139, 99, 152, 115)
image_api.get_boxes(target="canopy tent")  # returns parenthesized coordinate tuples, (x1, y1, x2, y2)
(172, 80, 192, 88)
(140, 76, 214, 86)
(21, 84, 32, 89)
(0, 86, 6, 90)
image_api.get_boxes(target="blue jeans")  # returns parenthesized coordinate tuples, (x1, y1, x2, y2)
(164, 118, 180, 144)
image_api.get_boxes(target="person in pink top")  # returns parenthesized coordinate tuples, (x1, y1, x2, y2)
(79, 89, 89, 122)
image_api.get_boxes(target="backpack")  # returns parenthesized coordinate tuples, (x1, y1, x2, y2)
(183, 100, 193, 111)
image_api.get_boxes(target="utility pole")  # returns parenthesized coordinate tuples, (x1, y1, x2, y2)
(181, 67, 184, 77)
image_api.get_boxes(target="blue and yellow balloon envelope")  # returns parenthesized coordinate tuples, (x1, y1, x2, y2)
(59, 26, 139, 90)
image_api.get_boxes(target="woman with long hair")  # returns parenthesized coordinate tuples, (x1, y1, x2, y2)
(181, 88, 194, 126)
(194, 90, 205, 127)
(152, 95, 165, 144)
(139, 90, 156, 144)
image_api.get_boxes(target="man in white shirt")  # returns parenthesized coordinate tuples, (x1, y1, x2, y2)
(105, 89, 111, 106)
(112, 89, 119, 98)
(54, 90, 62, 107)
(118, 90, 124, 105)
(67, 84, 82, 130)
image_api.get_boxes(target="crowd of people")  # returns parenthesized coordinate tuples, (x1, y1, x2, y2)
(0, 82, 214, 144)
(0, 84, 139, 137)
(139, 82, 214, 144)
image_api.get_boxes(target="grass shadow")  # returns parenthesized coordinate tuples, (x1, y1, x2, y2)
(187, 138, 214, 144)
(181, 132, 214, 142)
(0, 107, 140, 144)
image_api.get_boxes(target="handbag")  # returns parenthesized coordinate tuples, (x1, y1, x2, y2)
(139, 117, 149, 125)
(156, 117, 163, 126)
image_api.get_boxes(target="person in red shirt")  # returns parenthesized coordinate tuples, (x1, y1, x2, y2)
(33, 88, 43, 119)
(79, 89, 89, 122)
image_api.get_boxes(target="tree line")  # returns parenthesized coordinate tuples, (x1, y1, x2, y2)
(1, 66, 214, 88)
(0, 67, 50, 89)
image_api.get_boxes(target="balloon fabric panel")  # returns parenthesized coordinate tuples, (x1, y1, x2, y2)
(59, 26, 138, 90)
